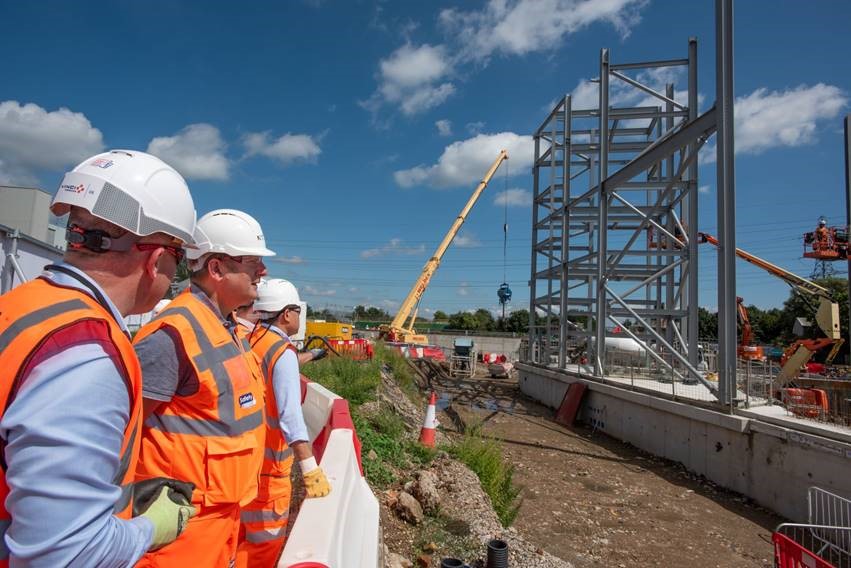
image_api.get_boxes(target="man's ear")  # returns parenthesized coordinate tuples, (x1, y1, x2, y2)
(207, 257, 225, 282)
(144, 247, 165, 278)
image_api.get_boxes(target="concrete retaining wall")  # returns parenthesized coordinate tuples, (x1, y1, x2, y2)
(517, 362, 851, 522)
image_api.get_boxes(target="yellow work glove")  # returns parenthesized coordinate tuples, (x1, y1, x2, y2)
(300, 457, 331, 498)
(133, 478, 198, 550)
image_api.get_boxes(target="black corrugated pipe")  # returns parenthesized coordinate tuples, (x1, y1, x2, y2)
(440, 559, 465, 568)
(486, 538, 508, 568)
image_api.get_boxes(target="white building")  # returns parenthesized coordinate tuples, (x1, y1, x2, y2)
(0, 186, 66, 294)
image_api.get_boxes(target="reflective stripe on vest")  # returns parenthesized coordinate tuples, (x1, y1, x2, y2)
(135, 290, 266, 507)
(246, 327, 296, 502)
(245, 524, 288, 543)
(240, 508, 289, 524)
(0, 279, 142, 564)
(143, 306, 263, 437)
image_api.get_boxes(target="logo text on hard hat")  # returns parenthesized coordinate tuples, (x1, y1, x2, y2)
(89, 158, 114, 169)
(60, 183, 87, 194)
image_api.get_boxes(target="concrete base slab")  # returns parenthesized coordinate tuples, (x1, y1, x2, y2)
(517, 362, 851, 521)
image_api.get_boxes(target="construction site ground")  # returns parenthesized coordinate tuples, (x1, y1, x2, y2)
(428, 366, 784, 567)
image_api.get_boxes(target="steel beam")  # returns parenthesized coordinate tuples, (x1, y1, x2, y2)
(715, 0, 736, 407)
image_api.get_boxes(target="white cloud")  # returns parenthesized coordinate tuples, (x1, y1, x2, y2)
(304, 285, 336, 297)
(440, 0, 648, 62)
(243, 131, 321, 165)
(394, 132, 533, 189)
(360, 238, 426, 259)
(0, 100, 105, 185)
(734, 83, 847, 154)
(436, 119, 453, 137)
(701, 83, 847, 164)
(466, 121, 486, 135)
(698, 185, 710, 194)
(570, 79, 600, 110)
(457, 282, 470, 296)
(147, 123, 229, 181)
(494, 188, 532, 207)
(454, 231, 481, 248)
(363, 43, 455, 117)
(272, 256, 305, 265)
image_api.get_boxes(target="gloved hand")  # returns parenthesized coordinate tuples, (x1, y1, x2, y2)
(300, 457, 331, 498)
(309, 348, 328, 362)
(133, 478, 197, 550)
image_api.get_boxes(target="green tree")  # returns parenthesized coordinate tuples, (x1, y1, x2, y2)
(433, 310, 448, 321)
(473, 308, 495, 331)
(698, 307, 717, 340)
(504, 309, 530, 333)
(447, 311, 479, 330)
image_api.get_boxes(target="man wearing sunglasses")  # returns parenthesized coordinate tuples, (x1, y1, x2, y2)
(133, 209, 275, 567)
(0, 150, 198, 566)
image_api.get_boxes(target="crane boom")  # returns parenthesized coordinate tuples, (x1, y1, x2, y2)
(698, 232, 842, 385)
(697, 232, 832, 300)
(381, 150, 509, 344)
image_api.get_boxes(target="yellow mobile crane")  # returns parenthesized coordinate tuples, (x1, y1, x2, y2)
(379, 150, 509, 344)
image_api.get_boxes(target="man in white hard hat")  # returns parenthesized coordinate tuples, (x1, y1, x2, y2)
(0, 150, 198, 565)
(236, 278, 330, 568)
(133, 209, 274, 567)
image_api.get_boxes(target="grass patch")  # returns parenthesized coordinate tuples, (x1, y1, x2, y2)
(300, 355, 381, 406)
(446, 427, 521, 527)
(411, 513, 481, 563)
(372, 342, 421, 402)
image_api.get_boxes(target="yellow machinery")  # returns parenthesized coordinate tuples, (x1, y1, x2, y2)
(379, 150, 509, 344)
(306, 320, 352, 341)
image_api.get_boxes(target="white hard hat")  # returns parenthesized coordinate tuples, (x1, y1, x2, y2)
(185, 209, 276, 261)
(51, 150, 196, 244)
(254, 278, 300, 312)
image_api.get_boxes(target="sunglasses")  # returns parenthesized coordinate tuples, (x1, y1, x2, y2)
(135, 242, 186, 263)
(285, 305, 302, 314)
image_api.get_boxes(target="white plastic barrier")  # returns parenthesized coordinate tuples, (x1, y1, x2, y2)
(278, 429, 380, 568)
(278, 378, 381, 568)
(301, 381, 340, 442)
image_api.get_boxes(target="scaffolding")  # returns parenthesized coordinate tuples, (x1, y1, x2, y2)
(528, 0, 738, 406)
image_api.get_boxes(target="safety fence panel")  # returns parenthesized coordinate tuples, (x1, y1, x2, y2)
(280, 377, 380, 568)
(326, 339, 373, 361)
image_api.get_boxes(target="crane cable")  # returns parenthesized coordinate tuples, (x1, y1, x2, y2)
(502, 158, 509, 283)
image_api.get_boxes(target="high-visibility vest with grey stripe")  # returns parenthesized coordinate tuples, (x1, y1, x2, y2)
(246, 324, 297, 502)
(0, 278, 143, 564)
(133, 290, 266, 507)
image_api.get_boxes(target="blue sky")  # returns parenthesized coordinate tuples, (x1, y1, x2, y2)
(1, 0, 850, 316)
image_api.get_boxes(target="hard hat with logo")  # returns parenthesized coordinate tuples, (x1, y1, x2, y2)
(51, 150, 196, 244)
(185, 209, 276, 261)
(254, 278, 300, 312)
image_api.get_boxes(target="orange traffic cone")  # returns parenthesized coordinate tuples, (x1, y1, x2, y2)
(419, 391, 438, 447)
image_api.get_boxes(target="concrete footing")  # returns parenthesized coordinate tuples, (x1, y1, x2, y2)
(517, 362, 851, 521)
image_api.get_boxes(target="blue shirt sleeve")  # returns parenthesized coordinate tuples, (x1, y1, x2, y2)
(0, 344, 153, 567)
(272, 349, 309, 444)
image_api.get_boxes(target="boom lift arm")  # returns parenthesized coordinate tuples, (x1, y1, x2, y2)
(379, 150, 509, 344)
(698, 232, 842, 383)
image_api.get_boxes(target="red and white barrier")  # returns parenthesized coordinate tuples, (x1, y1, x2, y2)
(278, 377, 379, 567)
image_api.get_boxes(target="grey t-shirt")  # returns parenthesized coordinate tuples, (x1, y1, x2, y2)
(134, 326, 199, 401)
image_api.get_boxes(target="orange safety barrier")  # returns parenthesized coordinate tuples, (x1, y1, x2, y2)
(782, 388, 830, 419)
(773, 532, 834, 568)
(326, 339, 373, 360)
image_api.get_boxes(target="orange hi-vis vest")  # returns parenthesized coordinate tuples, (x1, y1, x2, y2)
(245, 325, 297, 501)
(134, 290, 266, 508)
(0, 277, 142, 566)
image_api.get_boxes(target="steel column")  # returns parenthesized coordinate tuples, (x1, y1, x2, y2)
(715, 0, 736, 407)
(595, 48, 610, 375)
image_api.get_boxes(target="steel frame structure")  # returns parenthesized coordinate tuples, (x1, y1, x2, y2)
(528, 0, 737, 405)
